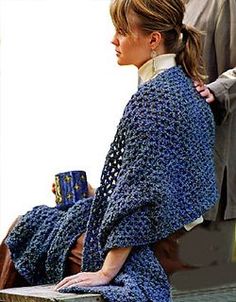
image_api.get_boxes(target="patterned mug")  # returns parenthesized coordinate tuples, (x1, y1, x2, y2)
(55, 170, 88, 209)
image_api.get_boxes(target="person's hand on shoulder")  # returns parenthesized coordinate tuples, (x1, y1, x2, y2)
(194, 81, 215, 103)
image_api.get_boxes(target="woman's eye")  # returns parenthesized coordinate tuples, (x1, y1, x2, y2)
(117, 28, 126, 36)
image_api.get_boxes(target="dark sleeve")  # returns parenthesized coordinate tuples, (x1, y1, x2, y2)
(208, 0, 236, 123)
(208, 68, 236, 124)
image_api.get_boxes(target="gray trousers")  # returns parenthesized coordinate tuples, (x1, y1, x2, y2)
(170, 218, 236, 290)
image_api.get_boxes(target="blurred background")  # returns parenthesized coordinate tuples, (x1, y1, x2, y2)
(0, 0, 138, 240)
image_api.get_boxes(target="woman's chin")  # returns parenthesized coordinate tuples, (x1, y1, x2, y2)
(117, 58, 123, 65)
(117, 59, 130, 66)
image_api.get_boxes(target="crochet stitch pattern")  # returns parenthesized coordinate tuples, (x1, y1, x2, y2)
(6, 66, 218, 302)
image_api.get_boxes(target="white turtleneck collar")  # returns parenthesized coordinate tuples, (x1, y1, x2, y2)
(138, 53, 176, 84)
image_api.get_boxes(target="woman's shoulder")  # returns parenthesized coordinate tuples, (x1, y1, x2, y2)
(138, 66, 190, 94)
(135, 66, 192, 107)
(122, 67, 186, 126)
(132, 66, 212, 123)
(124, 66, 212, 122)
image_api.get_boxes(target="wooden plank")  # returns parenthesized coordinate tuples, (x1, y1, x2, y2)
(0, 285, 103, 302)
(1, 282, 236, 302)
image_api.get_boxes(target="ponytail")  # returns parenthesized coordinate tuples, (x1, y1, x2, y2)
(176, 24, 207, 83)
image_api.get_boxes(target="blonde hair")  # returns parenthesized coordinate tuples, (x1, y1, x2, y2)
(110, 0, 206, 83)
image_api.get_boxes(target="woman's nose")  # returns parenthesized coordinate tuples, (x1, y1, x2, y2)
(111, 33, 119, 46)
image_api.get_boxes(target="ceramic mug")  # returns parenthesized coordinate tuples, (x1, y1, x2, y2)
(55, 170, 88, 208)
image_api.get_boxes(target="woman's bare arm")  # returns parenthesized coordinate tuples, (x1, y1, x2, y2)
(55, 246, 132, 290)
(101, 246, 132, 280)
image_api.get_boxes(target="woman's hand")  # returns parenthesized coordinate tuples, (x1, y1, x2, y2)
(52, 183, 56, 194)
(194, 81, 215, 103)
(54, 270, 111, 291)
(55, 246, 132, 291)
(87, 183, 96, 197)
(51, 183, 96, 197)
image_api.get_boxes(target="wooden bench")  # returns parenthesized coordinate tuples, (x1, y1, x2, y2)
(1, 283, 236, 302)
(0, 285, 104, 302)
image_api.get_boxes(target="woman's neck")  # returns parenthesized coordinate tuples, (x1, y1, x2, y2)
(138, 53, 176, 84)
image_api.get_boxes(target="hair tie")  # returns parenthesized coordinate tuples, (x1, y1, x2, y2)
(181, 24, 188, 43)
(181, 24, 187, 32)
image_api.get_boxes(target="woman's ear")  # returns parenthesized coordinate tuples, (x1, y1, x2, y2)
(149, 31, 162, 50)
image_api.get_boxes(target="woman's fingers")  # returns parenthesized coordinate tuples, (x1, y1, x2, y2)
(52, 181, 95, 197)
(67, 280, 89, 288)
(88, 183, 96, 197)
(56, 278, 82, 290)
(55, 273, 90, 291)
(52, 180, 95, 197)
(52, 183, 56, 194)
(55, 271, 110, 291)
(55, 274, 79, 290)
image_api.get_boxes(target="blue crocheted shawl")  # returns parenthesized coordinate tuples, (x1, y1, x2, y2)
(6, 67, 218, 302)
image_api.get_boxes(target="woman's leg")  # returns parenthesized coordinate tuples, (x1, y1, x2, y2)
(0, 217, 29, 289)
(154, 228, 195, 277)
(1, 221, 85, 288)
(65, 233, 85, 276)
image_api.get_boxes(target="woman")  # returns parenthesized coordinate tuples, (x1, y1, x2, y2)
(1, 0, 218, 301)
